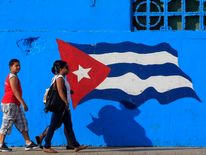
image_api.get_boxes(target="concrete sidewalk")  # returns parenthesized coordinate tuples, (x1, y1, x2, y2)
(2, 147, 206, 155)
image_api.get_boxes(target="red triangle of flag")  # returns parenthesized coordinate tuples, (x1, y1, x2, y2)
(56, 39, 111, 109)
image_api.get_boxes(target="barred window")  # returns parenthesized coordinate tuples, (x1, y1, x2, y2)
(133, 0, 206, 31)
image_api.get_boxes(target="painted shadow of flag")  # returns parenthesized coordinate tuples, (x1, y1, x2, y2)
(57, 39, 201, 109)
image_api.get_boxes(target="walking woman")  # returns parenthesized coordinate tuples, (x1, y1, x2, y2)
(43, 60, 87, 153)
(0, 59, 38, 152)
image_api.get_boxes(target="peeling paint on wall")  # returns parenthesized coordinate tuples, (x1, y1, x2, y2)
(16, 37, 45, 55)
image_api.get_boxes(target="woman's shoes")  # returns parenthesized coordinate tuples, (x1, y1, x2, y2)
(74, 145, 87, 152)
(42, 145, 87, 153)
(43, 147, 58, 153)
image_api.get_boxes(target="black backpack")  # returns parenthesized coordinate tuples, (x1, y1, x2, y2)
(44, 81, 66, 113)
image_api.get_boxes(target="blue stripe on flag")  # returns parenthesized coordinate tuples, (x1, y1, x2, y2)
(81, 87, 201, 108)
(70, 42, 178, 56)
(108, 63, 192, 81)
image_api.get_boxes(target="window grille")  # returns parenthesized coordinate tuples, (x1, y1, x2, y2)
(133, 0, 206, 31)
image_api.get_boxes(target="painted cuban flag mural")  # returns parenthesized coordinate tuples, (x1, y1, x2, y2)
(57, 39, 200, 109)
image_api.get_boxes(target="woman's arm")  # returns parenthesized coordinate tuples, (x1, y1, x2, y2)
(56, 77, 68, 106)
(10, 77, 28, 111)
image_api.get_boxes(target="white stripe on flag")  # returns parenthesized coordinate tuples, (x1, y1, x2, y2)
(90, 51, 178, 66)
(96, 73, 193, 95)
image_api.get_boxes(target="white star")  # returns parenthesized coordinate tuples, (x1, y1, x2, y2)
(73, 65, 91, 82)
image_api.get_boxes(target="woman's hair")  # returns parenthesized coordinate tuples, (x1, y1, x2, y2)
(51, 60, 68, 74)
(9, 59, 20, 67)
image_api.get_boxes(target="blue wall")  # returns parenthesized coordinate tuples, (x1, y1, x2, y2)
(0, 0, 206, 147)
(0, 0, 130, 31)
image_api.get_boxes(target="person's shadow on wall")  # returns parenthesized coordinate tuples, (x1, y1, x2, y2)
(87, 104, 152, 146)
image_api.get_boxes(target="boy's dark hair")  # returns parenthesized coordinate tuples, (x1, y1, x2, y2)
(9, 59, 20, 67)
(51, 60, 68, 74)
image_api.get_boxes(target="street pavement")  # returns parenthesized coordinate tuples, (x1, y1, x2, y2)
(2, 147, 206, 155)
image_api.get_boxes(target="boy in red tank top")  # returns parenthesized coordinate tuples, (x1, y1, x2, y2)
(0, 59, 38, 152)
